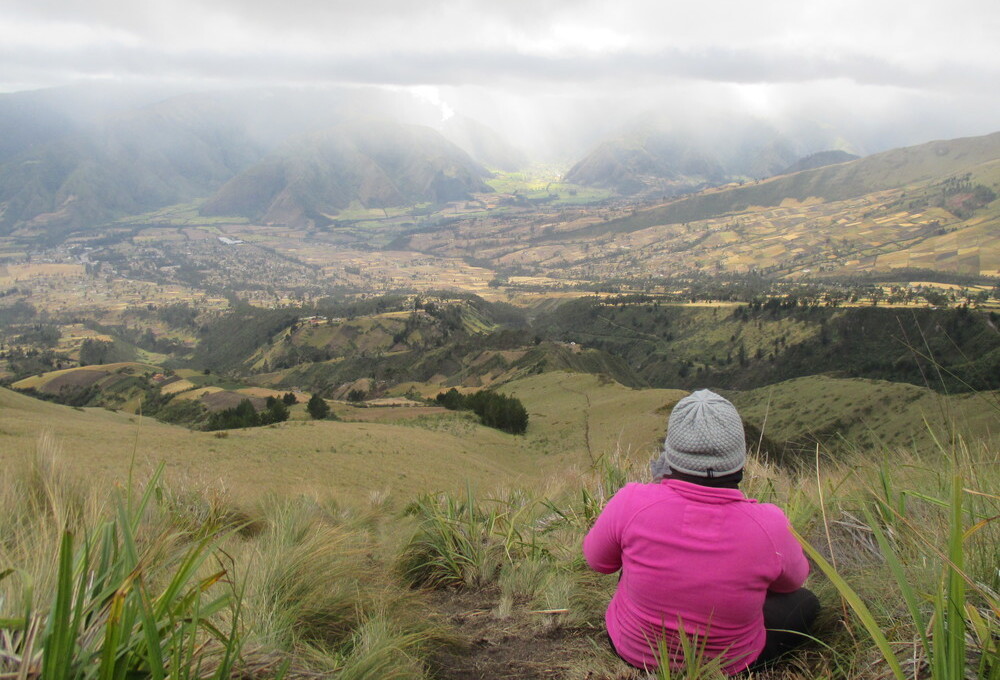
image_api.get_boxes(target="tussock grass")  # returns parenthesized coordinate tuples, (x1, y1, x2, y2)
(1, 424, 997, 679)
(0, 437, 441, 680)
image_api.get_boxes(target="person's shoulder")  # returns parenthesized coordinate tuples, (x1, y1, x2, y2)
(612, 481, 644, 498)
(743, 501, 793, 528)
(609, 481, 660, 504)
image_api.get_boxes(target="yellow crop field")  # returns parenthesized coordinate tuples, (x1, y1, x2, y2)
(0, 263, 84, 284)
(160, 379, 197, 395)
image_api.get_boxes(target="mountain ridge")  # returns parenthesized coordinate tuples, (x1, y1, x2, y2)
(554, 130, 1000, 240)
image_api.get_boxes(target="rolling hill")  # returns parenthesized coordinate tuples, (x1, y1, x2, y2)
(0, 370, 688, 504)
(402, 129, 998, 280)
(583, 131, 1000, 237)
(727, 374, 1000, 457)
(0, 383, 548, 503)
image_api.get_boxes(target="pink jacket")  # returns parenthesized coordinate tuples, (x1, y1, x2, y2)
(583, 480, 809, 674)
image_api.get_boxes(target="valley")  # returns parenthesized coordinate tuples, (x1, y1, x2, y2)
(0, 85, 998, 680)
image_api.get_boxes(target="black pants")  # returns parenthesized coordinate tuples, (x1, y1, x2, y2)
(607, 588, 820, 673)
(745, 587, 821, 671)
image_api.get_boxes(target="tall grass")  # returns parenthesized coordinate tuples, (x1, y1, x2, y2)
(0, 438, 440, 680)
(2, 429, 998, 679)
(797, 437, 1000, 680)
(398, 486, 550, 588)
(0, 448, 239, 678)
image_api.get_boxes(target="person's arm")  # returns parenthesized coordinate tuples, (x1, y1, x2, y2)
(582, 485, 631, 574)
(767, 508, 810, 593)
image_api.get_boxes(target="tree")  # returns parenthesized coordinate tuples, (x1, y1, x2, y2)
(307, 393, 330, 420)
(263, 396, 289, 424)
(435, 387, 464, 410)
(282, 391, 297, 406)
(79, 339, 112, 366)
(436, 388, 528, 434)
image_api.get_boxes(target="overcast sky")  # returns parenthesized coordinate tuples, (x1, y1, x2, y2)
(2, 0, 998, 154)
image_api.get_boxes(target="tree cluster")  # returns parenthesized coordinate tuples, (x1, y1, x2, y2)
(435, 388, 529, 435)
(205, 397, 289, 431)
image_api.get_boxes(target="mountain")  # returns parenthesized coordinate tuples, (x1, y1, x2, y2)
(0, 93, 268, 237)
(0, 84, 182, 165)
(200, 121, 493, 227)
(782, 150, 860, 174)
(0, 86, 461, 237)
(564, 115, 809, 194)
(441, 115, 528, 171)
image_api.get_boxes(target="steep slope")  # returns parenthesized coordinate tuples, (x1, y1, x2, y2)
(200, 121, 493, 226)
(564, 115, 805, 194)
(441, 115, 528, 171)
(572, 130, 1000, 237)
(0, 94, 265, 236)
(782, 150, 860, 174)
(0, 86, 465, 238)
(0, 84, 179, 165)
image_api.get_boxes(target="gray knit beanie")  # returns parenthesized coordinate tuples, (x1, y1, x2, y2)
(651, 389, 746, 479)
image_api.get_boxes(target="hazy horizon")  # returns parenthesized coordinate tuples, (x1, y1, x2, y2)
(1, 0, 998, 160)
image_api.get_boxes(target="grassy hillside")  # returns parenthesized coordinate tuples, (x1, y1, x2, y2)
(539, 300, 1000, 392)
(728, 375, 1000, 458)
(0, 386, 540, 503)
(1, 386, 996, 679)
(568, 131, 1000, 238)
(0, 371, 684, 504)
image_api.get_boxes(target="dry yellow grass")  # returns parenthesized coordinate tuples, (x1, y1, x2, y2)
(0, 372, 693, 507)
(0, 386, 545, 505)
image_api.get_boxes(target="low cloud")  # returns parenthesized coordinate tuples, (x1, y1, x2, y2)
(0, 0, 997, 157)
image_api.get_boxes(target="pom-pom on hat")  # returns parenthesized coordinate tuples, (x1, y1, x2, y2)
(653, 389, 746, 478)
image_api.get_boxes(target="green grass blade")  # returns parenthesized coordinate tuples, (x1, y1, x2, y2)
(946, 471, 966, 680)
(137, 580, 166, 680)
(41, 530, 77, 680)
(861, 504, 931, 657)
(98, 584, 129, 680)
(791, 526, 906, 680)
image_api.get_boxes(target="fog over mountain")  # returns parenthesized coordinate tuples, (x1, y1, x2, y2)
(1, 0, 996, 164)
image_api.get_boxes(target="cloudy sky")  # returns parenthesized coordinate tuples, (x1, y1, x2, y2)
(2, 0, 998, 154)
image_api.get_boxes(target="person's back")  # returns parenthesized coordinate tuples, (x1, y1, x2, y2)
(583, 390, 819, 674)
(584, 479, 809, 673)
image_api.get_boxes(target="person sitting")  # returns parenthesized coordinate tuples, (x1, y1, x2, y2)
(583, 389, 819, 675)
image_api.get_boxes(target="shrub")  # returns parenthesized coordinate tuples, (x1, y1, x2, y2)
(307, 392, 331, 420)
(435, 388, 529, 434)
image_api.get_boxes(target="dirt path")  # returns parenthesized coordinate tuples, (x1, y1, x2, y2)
(427, 589, 634, 680)
(558, 377, 595, 465)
